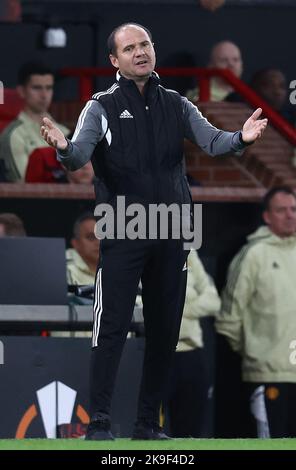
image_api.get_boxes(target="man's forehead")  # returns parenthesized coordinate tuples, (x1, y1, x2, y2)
(269, 192, 296, 208)
(80, 219, 95, 229)
(213, 44, 240, 60)
(265, 71, 285, 84)
(115, 26, 150, 46)
(27, 74, 54, 85)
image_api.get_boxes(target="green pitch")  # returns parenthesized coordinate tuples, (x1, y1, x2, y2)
(0, 438, 296, 450)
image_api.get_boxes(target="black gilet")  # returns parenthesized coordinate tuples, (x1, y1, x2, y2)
(91, 73, 191, 207)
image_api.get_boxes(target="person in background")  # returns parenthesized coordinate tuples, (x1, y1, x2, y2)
(227, 68, 296, 126)
(0, 213, 26, 237)
(250, 68, 295, 125)
(187, 40, 243, 102)
(216, 186, 296, 438)
(0, 61, 69, 181)
(51, 212, 99, 339)
(67, 212, 99, 286)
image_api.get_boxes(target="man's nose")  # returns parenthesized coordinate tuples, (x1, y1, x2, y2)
(135, 45, 146, 55)
(40, 89, 49, 98)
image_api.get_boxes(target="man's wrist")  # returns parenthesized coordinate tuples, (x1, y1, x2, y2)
(239, 131, 253, 146)
(58, 138, 70, 154)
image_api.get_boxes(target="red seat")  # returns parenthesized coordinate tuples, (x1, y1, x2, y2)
(25, 147, 66, 183)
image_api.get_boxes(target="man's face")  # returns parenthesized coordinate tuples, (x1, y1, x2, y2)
(109, 25, 156, 81)
(18, 74, 54, 114)
(71, 219, 99, 267)
(67, 161, 94, 184)
(210, 42, 243, 78)
(263, 192, 296, 238)
(257, 71, 287, 111)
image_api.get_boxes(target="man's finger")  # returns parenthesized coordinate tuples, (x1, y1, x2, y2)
(42, 117, 54, 129)
(250, 108, 262, 121)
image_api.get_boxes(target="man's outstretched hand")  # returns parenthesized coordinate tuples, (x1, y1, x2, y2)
(242, 108, 268, 144)
(40, 117, 68, 150)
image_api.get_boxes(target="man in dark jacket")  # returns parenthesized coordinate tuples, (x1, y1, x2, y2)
(41, 22, 267, 441)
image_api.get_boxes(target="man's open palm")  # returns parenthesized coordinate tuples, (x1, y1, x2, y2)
(242, 108, 268, 143)
(40, 117, 68, 150)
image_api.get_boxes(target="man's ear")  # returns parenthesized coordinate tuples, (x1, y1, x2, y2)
(263, 210, 270, 226)
(16, 85, 25, 99)
(71, 238, 78, 250)
(109, 54, 119, 69)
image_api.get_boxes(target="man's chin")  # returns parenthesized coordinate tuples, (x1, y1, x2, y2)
(135, 65, 153, 74)
(135, 71, 153, 80)
(33, 108, 49, 114)
(282, 229, 296, 237)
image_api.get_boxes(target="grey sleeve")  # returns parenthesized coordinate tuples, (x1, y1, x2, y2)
(182, 96, 248, 156)
(57, 100, 107, 170)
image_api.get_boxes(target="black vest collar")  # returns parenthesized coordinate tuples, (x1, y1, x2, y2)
(116, 71, 160, 100)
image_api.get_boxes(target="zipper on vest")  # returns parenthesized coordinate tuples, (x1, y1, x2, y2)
(144, 103, 158, 203)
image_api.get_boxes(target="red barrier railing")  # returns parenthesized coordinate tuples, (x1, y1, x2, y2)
(61, 67, 296, 146)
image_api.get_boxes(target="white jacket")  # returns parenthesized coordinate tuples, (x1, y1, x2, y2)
(216, 226, 296, 382)
(177, 249, 221, 352)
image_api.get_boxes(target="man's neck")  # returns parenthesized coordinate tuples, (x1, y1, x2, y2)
(119, 71, 150, 95)
(135, 80, 147, 95)
(24, 107, 48, 125)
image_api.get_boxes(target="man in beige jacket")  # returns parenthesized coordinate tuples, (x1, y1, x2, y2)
(67, 213, 99, 286)
(0, 61, 69, 181)
(216, 186, 296, 438)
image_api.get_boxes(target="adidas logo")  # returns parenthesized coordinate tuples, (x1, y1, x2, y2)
(119, 109, 133, 119)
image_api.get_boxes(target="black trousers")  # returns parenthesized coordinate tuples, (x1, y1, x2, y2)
(166, 347, 213, 438)
(244, 383, 296, 438)
(90, 237, 188, 425)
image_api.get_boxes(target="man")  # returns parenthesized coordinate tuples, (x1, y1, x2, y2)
(216, 186, 296, 438)
(51, 213, 98, 340)
(0, 212, 26, 236)
(187, 40, 243, 102)
(0, 61, 69, 181)
(250, 68, 295, 125)
(41, 23, 267, 440)
(67, 213, 99, 286)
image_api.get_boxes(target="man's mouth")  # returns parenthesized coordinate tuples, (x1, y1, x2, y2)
(135, 60, 148, 66)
